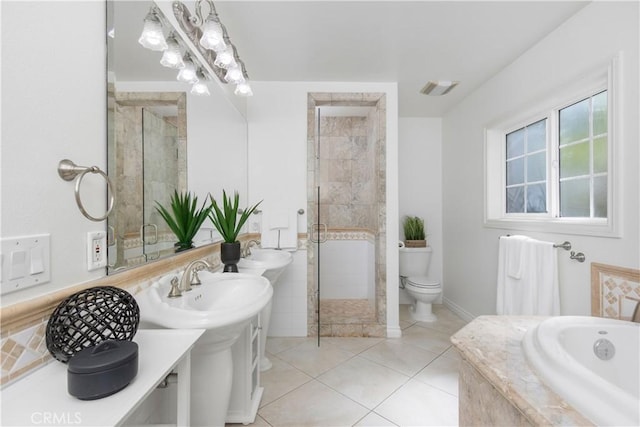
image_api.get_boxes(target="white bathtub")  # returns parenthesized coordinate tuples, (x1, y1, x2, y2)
(522, 316, 639, 426)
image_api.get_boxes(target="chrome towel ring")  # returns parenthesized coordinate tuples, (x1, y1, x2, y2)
(58, 159, 116, 222)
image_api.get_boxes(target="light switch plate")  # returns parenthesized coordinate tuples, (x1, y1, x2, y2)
(1, 234, 51, 295)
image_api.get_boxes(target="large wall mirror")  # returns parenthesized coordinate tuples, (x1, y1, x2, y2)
(107, 0, 249, 273)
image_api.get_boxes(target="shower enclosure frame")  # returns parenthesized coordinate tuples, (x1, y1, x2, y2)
(306, 92, 387, 338)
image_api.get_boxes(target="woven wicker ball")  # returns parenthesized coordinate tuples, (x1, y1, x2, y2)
(46, 286, 140, 363)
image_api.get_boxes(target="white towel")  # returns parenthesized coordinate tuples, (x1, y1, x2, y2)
(496, 236, 560, 315)
(261, 211, 298, 249)
(506, 235, 528, 279)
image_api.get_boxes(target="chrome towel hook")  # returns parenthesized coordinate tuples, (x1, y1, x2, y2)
(58, 159, 116, 222)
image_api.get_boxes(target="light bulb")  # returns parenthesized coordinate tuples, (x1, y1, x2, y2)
(213, 46, 236, 69)
(235, 81, 253, 97)
(224, 66, 245, 84)
(177, 56, 198, 84)
(191, 69, 210, 96)
(160, 35, 184, 68)
(138, 11, 167, 51)
(199, 16, 226, 52)
(191, 81, 211, 96)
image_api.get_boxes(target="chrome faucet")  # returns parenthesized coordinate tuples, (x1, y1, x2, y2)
(241, 239, 261, 258)
(179, 259, 214, 292)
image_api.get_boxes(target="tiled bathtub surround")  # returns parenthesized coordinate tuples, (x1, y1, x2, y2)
(591, 262, 640, 320)
(451, 316, 593, 426)
(307, 93, 387, 338)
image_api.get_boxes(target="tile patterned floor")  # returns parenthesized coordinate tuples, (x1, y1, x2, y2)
(231, 304, 467, 427)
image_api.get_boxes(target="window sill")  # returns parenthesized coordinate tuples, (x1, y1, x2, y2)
(484, 217, 620, 238)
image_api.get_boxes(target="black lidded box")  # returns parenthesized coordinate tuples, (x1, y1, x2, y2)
(67, 340, 138, 400)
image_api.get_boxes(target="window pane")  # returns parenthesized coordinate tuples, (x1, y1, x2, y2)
(507, 186, 524, 213)
(594, 176, 607, 218)
(560, 142, 589, 178)
(527, 152, 546, 182)
(506, 128, 524, 159)
(560, 178, 590, 217)
(527, 119, 546, 153)
(593, 91, 608, 136)
(526, 183, 547, 213)
(560, 98, 589, 145)
(594, 136, 608, 173)
(507, 157, 524, 185)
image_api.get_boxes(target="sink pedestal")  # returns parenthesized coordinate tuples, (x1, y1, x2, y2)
(191, 333, 236, 427)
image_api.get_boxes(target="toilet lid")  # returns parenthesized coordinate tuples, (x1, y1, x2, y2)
(406, 276, 440, 289)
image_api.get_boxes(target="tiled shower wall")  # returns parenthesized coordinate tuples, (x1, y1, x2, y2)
(307, 93, 387, 337)
(318, 115, 377, 230)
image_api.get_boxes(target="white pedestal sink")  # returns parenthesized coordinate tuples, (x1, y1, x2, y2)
(135, 271, 272, 427)
(238, 248, 293, 371)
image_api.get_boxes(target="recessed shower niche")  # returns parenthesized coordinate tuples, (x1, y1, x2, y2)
(307, 93, 387, 338)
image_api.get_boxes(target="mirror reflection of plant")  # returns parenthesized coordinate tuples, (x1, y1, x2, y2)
(208, 190, 262, 243)
(155, 190, 212, 251)
(403, 216, 426, 240)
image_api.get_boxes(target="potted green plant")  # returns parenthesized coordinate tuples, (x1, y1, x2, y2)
(155, 190, 212, 252)
(403, 215, 427, 247)
(208, 190, 262, 272)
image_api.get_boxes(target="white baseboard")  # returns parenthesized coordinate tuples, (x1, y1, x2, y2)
(386, 325, 402, 338)
(443, 297, 475, 323)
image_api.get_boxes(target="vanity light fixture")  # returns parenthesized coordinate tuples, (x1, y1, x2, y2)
(173, 0, 253, 96)
(160, 34, 185, 69)
(138, 6, 168, 51)
(177, 54, 198, 84)
(191, 69, 211, 96)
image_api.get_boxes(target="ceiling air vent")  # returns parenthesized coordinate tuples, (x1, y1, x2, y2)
(420, 80, 459, 96)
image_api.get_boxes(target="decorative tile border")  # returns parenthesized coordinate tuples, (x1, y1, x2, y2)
(0, 239, 240, 386)
(591, 262, 640, 320)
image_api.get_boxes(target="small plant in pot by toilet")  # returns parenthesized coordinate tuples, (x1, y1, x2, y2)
(403, 215, 427, 248)
(208, 190, 262, 272)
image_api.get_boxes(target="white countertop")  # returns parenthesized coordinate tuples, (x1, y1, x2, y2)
(1, 329, 204, 427)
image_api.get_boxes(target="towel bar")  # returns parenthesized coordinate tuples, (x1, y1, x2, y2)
(500, 236, 585, 262)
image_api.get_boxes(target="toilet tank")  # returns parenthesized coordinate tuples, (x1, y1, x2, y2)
(399, 246, 432, 277)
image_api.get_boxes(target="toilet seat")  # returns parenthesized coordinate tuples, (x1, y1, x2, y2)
(405, 276, 440, 289)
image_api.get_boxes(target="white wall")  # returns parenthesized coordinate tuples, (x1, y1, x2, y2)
(442, 1, 639, 319)
(268, 250, 308, 337)
(398, 118, 443, 304)
(246, 81, 401, 336)
(1, 1, 106, 305)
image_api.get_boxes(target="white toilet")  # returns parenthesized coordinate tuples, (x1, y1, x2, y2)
(399, 246, 442, 322)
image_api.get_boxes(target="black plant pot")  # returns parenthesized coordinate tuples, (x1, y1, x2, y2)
(221, 242, 241, 273)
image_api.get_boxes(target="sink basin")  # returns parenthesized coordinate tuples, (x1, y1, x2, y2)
(238, 248, 293, 283)
(136, 271, 272, 330)
(135, 271, 272, 426)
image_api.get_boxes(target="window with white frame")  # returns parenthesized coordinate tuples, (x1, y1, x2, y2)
(485, 54, 620, 237)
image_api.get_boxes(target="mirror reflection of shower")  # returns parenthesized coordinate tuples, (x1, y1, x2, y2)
(307, 93, 387, 339)
(107, 94, 187, 271)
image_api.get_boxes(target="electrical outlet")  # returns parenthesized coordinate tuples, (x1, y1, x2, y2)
(87, 231, 107, 271)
